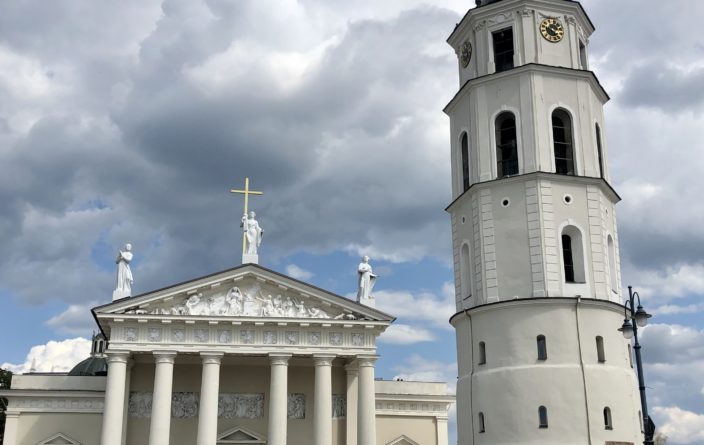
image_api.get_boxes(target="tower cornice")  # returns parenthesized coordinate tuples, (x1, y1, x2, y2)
(447, 0, 594, 48)
(448, 296, 626, 326)
(445, 172, 621, 213)
(443, 63, 609, 115)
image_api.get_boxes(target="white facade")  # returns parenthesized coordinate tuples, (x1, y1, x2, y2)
(446, 0, 644, 444)
(1, 264, 453, 445)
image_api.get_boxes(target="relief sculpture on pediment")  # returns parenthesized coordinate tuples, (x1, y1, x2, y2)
(120, 284, 361, 320)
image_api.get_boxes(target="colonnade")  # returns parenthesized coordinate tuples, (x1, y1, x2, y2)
(100, 351, 378, 445)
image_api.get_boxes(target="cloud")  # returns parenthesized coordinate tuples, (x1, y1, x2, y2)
(392, 354, 456, 393)
(653, 407, 704, 444)
(652, 302, 704, 316)
(285, 264, 314, 281)
(374, 282, 455, 329)
(1, 338, 91, 374)
(378, 323, 435, 345)
(46, 303, 100, 336)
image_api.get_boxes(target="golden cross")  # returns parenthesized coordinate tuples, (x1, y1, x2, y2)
(230, 177, 264, 254)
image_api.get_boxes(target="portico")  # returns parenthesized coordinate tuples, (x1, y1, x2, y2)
(93, 263, 390, 445)
(100, 350, 379, 445)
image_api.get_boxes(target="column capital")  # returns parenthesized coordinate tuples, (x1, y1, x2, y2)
(200, 352, 224, 365)
(269, 354, 292, 366)
(313, 354, 336, 367)
(153, 351, 177, 364)
(355, 354, 378, 367)
(344, 360, 359, 374)
(105, 350, 131, 364)
(4, 411, 20, 419)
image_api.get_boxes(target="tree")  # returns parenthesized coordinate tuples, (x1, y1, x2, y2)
(0, 368, 12, 444)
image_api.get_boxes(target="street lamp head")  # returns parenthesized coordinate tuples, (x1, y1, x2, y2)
(618, 318, 635, 340)
(635, 305, 652, 328)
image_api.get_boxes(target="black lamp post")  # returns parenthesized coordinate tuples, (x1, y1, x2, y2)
(618, 286, 655, 445)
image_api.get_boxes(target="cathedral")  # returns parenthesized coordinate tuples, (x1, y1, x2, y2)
(0, 0, 649, 444)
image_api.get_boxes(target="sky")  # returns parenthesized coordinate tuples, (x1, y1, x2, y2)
(0, 0, 702, 443)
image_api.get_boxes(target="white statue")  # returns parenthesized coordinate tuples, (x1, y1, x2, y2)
(113, 244, 134, 300)
(241, 211, 263, 255)
(357, 255, 377, 307)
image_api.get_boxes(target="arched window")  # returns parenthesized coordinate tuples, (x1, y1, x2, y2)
(596, 123, 604, 178)
(460, 244, 472, 302)
(596, 336, 606, 363)
(478, 341, 487, 365)
(552, 109, 575, 175)
(604, 407, 613, 430)
(608, 235, 618, 292)
(537, 335, 547, 360)
(479, 412, 486, 433)
(496, 112, 518, 178)
(562, 234, 575, 283)
(538, 406, 549, 428)
(561, 226, 585, 283)
(461, 132, 470, 192)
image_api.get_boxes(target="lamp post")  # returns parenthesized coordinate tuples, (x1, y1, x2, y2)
(617, 286, 655, 445)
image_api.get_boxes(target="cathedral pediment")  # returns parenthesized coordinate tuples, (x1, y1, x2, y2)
(93, 263, 393, 324)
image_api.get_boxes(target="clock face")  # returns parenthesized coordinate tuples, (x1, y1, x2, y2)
(540, 18, 564, 43)
(460, 40, 473, 68)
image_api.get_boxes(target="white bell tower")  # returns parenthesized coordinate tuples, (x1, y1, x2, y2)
(445, 0, 645, 443)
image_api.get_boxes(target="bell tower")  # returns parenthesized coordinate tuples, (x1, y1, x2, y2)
(445, 0, 645, 443)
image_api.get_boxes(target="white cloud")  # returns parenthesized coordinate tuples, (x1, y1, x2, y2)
(285, 264, 314, 281)
(378, 323, 435, 345)
(625, 263, 704, 301)
(392, 354, 456, 393)
(1, 338, 91, 374)
(374, 283, 455, 329)
(653, 407, 704, 444)
(46, 303, 100, 335)
(652, 302, 704, 316)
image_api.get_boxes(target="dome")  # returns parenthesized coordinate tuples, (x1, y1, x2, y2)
(68, 356, 108, 376)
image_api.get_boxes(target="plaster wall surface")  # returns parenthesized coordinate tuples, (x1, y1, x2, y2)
(14, 412, 103, 445)
(452, 299, 642, 444)
(376, 415, 438, 445)
(448, 0, 595, 83)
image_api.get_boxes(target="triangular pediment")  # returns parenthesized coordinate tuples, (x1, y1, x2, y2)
(94, 263, 394, 324)
(217, 426, 266, 443)
(386, 436, 420, 445)
(38, 433, 81, 445)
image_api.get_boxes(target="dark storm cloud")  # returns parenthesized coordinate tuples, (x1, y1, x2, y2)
(0, 1, 459, 307)
(619, 63, 704, 113)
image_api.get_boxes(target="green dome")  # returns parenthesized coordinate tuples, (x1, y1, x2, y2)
(67, 356, 108, 376)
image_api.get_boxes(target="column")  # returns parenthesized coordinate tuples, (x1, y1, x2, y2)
(436, 416, 449, 445)
(121, 358, 134, 445)
(357, 355, 378, 445)
(267, 354, 291, 445)
(196, 352, 223, 445)
(149, 352, 177, 445)
(100, 351, 130, 445)
(314, 355, 335, 445)
(345, 361, 359, 445)
(3, 412, 19, 445)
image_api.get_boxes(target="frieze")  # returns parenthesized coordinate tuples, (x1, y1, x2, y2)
(118, 325, 374, 350)
(332, 394, 346, 419)
(128, 392, 265, 419)
(10, 397, 104, 413)
(487, 12, 513, 27)
(117, 284, 362, 320)
(288, 393, 306, 419)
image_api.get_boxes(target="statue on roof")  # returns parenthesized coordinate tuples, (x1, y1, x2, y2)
(113, 243, 134, 301)
(357, 256, 378, 308)
(241, 211, 264, 256)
